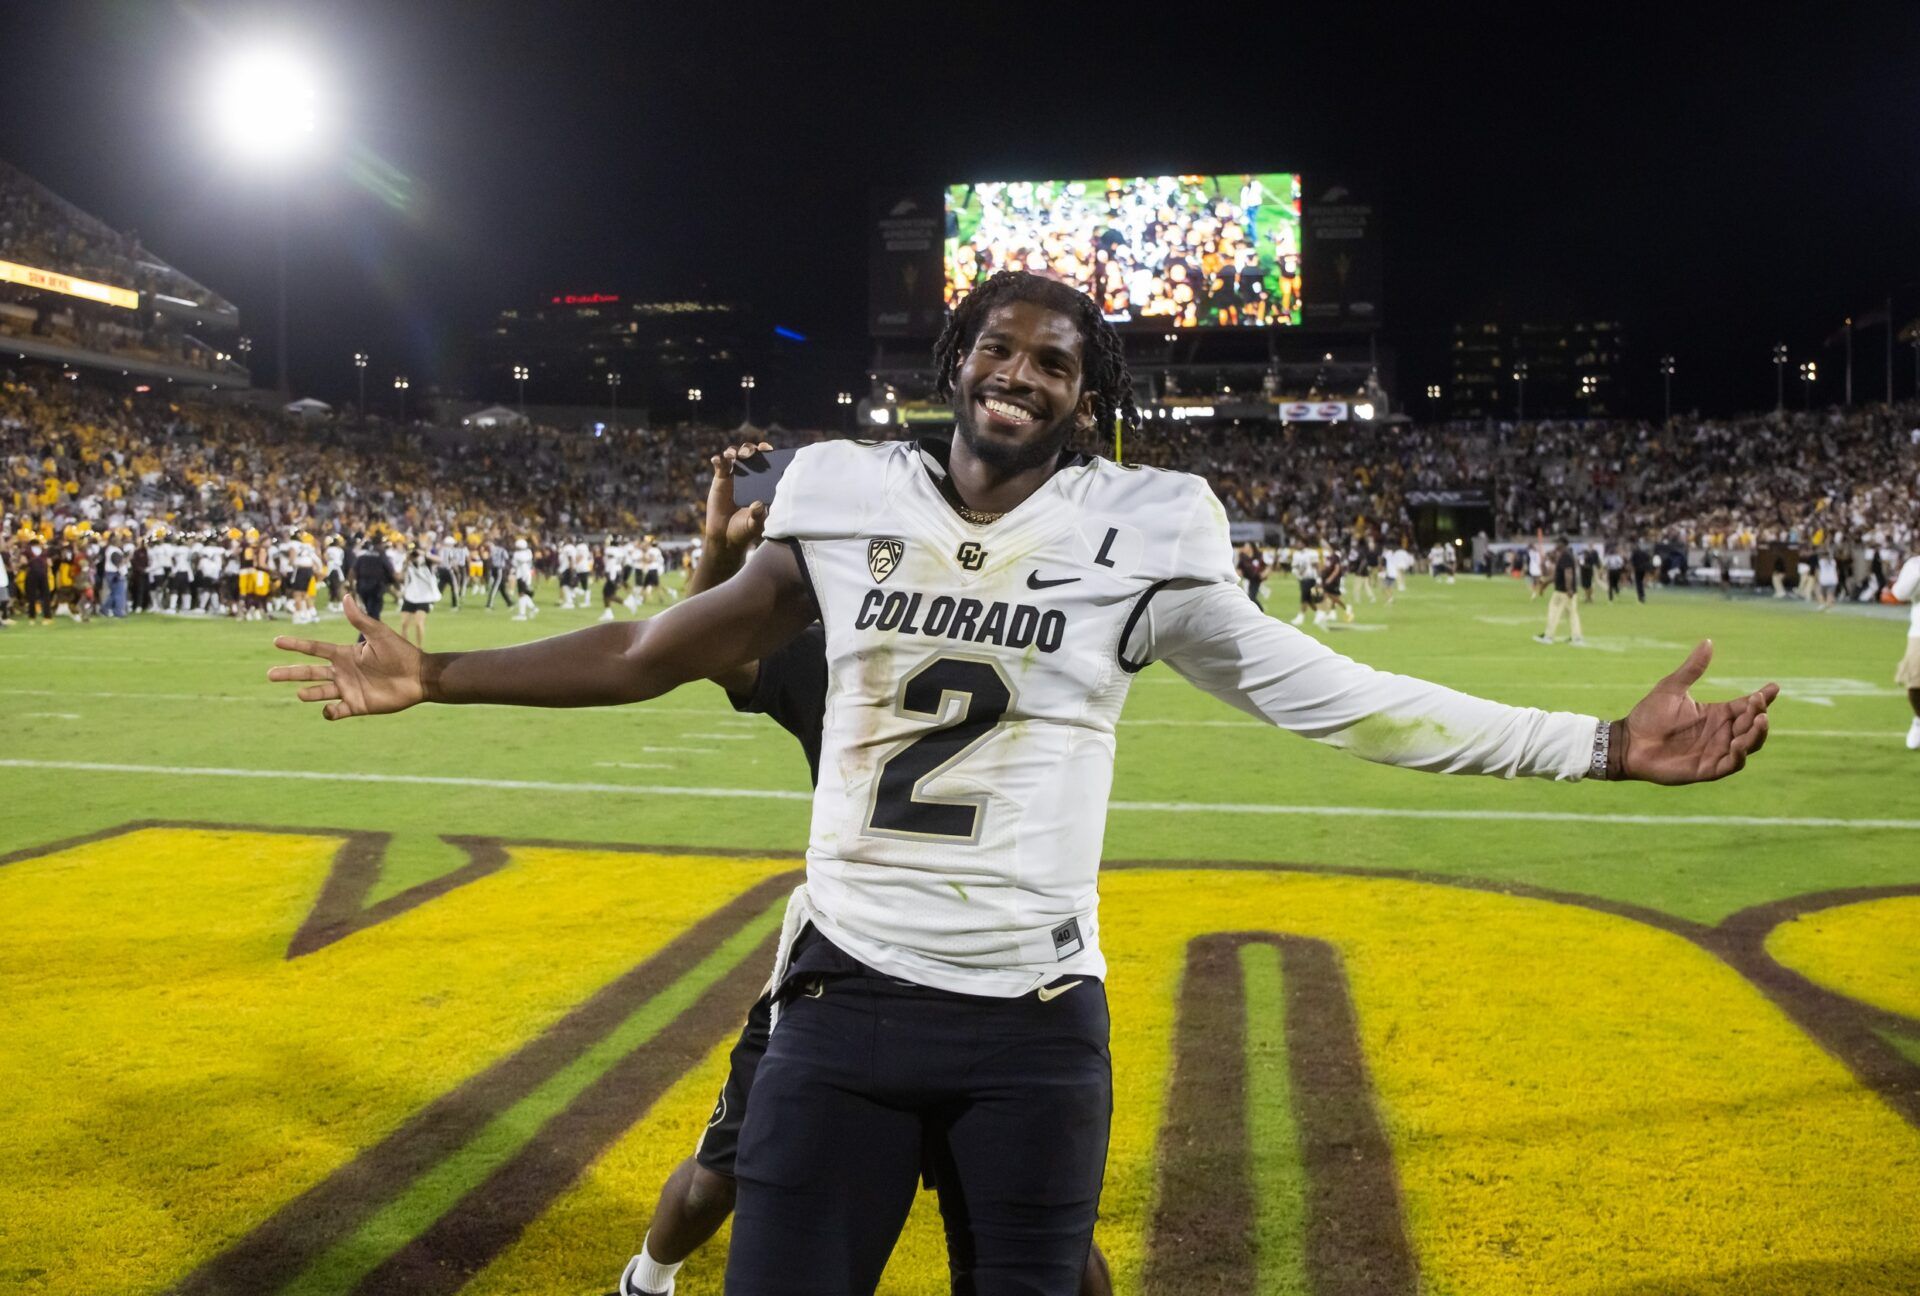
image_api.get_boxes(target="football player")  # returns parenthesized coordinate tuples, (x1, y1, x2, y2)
(610, 441, 1112, 1296)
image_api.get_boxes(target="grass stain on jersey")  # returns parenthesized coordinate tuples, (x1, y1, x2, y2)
(1331, 712, 1456, 764)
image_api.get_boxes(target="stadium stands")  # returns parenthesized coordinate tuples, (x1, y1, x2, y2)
(3, 362, 1916, 621)
(0, 160, 246, 384)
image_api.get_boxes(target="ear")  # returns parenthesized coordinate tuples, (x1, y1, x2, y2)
(1074, 389, 1098, 432)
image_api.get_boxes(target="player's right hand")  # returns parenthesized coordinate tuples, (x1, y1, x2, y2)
(267, 595, 426, 720)
(705, 439, 772, 553)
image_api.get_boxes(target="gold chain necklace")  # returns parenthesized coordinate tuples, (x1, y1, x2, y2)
(954, 504, 1006, 526)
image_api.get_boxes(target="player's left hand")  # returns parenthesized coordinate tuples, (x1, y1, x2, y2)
(705, 439, 772, 554)
(1618, 640, 1777, 784)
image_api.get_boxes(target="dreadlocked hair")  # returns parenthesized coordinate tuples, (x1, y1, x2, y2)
(933, 271, 1142, 439)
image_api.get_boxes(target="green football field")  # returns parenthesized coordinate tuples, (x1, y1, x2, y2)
(4, 573, 1915, 908)
(2, 574, 1917, 1294)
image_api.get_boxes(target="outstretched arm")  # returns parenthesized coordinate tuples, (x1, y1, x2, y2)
(268, 540, 815, 720)
(1142, 580, 1774, 783)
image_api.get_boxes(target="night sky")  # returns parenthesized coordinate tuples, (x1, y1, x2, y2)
(4, 0, 1917, 419)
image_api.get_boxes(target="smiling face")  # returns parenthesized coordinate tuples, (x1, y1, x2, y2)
(950, 300, 1095, 475)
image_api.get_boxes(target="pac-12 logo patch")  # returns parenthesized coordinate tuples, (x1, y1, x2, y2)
(868, 538, 904, 583)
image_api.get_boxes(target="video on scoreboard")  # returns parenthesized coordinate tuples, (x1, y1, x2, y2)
(945, 174, 1303, 328)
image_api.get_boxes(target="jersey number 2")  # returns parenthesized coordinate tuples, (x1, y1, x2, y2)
(867, 657, 1013, 843)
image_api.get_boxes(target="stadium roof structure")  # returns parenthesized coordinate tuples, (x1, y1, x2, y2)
(0, 158, 247, 388)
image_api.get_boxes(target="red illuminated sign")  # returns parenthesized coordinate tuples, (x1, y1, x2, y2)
(550, 292, 620, 305)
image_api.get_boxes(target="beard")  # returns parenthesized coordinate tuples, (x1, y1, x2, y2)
(953, 398, 1078, 475)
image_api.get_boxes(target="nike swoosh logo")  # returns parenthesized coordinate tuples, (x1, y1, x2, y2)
(1036, 980, 1084, 1002)
(1026, 572, 1080, 589)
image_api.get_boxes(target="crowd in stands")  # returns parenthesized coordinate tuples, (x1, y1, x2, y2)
(4, 362, 1918, 625)
(1128, 405, 1920, 557)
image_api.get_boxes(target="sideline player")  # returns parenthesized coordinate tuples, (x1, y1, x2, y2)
(1534, 537, 1585, 645)
(1235, 541, 1267, 604)
(1893, 548, 1920, 749)
(1289, 539, 1321, 627)
(510, 538, 539, 620)
(270, 272, 1777, 1295)
(1321, 545, 1355, 625)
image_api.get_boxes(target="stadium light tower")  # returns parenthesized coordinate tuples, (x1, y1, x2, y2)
(606, 371, 623, 427)
(740, 373, 757, 425)
(512, 364, 530, 415)
(1799, 360, 1817, 410)
(836, 390, 853, 432)
(1771, 343, 1789, 413)
(1513, 361, 1529, 421)
(391, 374, 409, 420)
(1659, 355, 1676, 425)
(207, 41, 328, 398)
(352, 351, 368, 416)
(687, 387, 703, 424)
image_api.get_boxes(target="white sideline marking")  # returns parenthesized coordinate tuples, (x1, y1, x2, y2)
(0, 687, 741, 717)
(0, 759, 812, 802)
(1776, 729, 1908, 739)
(3, 759, 1918, 830)
(594, 761, 674, 770)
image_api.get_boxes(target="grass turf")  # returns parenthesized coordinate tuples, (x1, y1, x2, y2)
(1, 574, 1917, 1293)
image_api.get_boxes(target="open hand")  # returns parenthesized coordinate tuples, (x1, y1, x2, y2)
(1618, 640, 1777, 784)
(705, 439, 773, 554)
(267, 595, 426, 720)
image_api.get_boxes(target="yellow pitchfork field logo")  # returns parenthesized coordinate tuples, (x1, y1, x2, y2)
(868, 537, 904, 583)
(1, 823, 1917, 1294)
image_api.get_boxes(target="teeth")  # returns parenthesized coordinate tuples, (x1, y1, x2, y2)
(984, 398, 1034, 421)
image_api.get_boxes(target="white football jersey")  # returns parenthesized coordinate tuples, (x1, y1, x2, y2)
(767, 439, 1229, 995)
(768, 439, 1600, 998)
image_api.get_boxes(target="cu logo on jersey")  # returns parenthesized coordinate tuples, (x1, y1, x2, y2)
(868, 538, 904, 583)
(955, 541, 986, 571)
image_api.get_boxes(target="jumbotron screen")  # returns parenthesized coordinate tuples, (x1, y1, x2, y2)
(945, 174, 1303, 328)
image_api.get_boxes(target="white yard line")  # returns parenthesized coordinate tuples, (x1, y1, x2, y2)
(2, 759, 1917, 830)
(0, 687, 741, 717)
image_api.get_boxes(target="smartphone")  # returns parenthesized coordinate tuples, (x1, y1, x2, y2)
(729, 446, 798, 508)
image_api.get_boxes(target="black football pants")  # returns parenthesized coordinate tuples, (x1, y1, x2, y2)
(726, 939, 1111, 1296)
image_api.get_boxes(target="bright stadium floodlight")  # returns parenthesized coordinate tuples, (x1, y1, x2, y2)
(1353, 401, 1376, 421)
(208, 43, 328, 395)
(208, 42, 326, 163)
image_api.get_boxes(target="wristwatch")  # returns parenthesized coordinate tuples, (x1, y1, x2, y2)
(1590, 720, 1613, 780)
